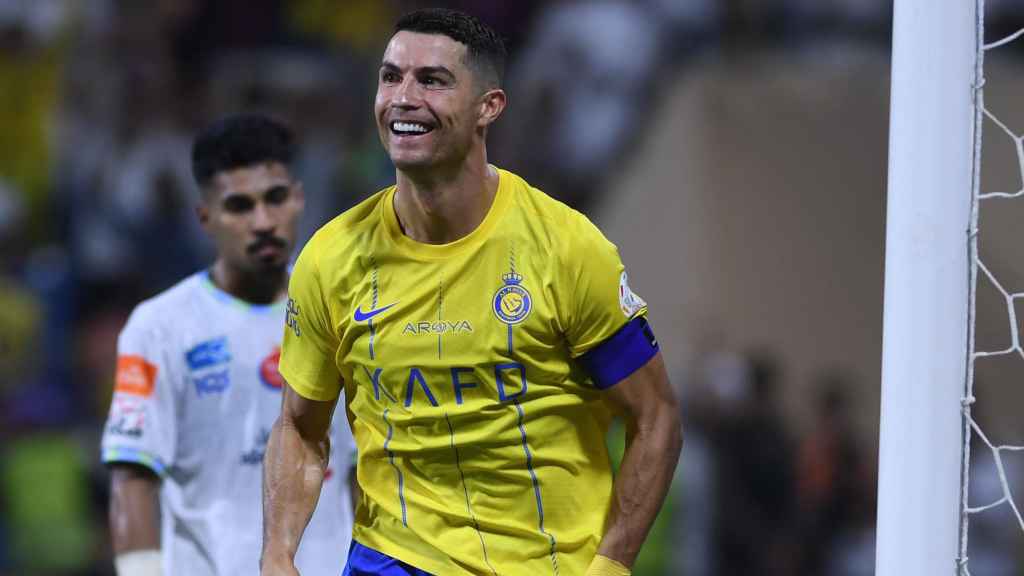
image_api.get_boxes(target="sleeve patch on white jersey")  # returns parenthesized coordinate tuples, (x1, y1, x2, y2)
(105, 395, 147, 438)
(115, 355, 158, 397)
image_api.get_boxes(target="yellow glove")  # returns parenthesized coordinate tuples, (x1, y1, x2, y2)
(584, 554, 631, 576)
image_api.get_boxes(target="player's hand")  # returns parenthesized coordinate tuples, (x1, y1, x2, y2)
(260, 553, 301, 576)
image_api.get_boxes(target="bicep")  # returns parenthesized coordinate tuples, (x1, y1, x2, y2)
(603, 352, 678, 424)
(281, 380, 339, 442)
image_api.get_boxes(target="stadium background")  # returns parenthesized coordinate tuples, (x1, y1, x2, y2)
(1, 1, 1023, 574)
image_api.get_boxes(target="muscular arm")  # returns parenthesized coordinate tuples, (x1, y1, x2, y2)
(597, 351, 682, 569)
(260, 381, 338, 574)
(109, 463, 161, 553)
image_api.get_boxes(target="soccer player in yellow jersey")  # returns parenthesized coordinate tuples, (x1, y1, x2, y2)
(261, 8, 682, 576)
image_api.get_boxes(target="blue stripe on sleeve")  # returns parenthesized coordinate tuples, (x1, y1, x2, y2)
(578, 316, 659, 390)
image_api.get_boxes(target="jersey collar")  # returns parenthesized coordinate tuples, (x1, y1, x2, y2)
(198, 270, 288, 314)
(382, 166, 513, 260)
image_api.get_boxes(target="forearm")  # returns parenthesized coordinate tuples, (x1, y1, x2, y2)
(109, 465, 163, 575)
(598, 408, 682, 567)
(261, 416, 330, 563)
(109, 466, 161, 554)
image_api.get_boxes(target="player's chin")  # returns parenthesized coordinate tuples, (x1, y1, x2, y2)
(248, 252, 289, 272)
(389, 151, 437, 172)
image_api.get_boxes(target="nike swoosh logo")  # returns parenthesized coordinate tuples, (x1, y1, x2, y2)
(353, 301, 399, 322)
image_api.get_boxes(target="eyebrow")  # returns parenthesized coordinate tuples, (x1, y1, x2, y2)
(220, 183, 290, 201)
(220, 193, 253, 210)
(381, 61, 456, 79)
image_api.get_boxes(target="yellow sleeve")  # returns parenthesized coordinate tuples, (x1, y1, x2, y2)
(561, 214, 648, 358)
(279, 239, 343, 401)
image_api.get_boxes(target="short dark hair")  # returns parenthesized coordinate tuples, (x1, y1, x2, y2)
(191, 113, 295, 191)
(394, 8, 506, 89)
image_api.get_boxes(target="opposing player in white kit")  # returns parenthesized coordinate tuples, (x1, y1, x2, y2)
(101, 114, 356, 576)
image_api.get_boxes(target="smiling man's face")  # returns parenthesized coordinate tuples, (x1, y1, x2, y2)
(374, 31, 486, 171)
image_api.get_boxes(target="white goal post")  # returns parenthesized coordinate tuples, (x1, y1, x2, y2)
(877, 1, 981, 575)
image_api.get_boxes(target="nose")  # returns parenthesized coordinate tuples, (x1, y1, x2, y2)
(250, 202, 275, 233)
(392, 76, 420, 108)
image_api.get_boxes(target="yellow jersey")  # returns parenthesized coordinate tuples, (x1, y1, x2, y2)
(280, 168, 654, 575)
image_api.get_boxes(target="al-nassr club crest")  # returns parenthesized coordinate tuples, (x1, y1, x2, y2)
(493, 271, 532, 325)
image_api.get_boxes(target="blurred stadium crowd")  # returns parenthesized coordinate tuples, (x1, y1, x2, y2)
(1, 1, 1024, 575)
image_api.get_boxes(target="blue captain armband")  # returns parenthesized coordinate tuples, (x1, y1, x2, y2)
(579, 316, 659, 390)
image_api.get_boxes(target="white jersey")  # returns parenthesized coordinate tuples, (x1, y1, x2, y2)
(101, 271, 354, 576)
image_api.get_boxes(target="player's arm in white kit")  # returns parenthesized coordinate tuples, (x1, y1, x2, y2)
(110, 464, 163, 575)
(101, 307, 177, 576)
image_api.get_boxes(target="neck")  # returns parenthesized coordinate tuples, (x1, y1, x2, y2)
(393, 149, 498, 244)
(209, 259, 288, 305)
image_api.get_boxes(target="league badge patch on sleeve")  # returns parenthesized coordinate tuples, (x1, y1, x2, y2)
(619, 271, 647, 318)
(106, 395, 147, 438)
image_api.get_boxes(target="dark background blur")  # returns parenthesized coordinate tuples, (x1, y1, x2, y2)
(2, 1, 1024, 575)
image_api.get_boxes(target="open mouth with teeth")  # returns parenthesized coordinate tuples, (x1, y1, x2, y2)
(390, 121, 434, 136)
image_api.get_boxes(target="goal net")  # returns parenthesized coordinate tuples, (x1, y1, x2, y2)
(959, 5, 1024, 576)
(878, 1, 1024, 575)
